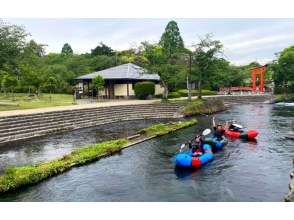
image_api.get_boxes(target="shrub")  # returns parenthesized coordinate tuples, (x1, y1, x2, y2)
(177, 89, 217, 97)
(134, 81, 155, 99)
(274, 86, 293, 94)
(202, 90, 217, 95)
(168, 92, 181, 98)
(177, 89, 198, 97)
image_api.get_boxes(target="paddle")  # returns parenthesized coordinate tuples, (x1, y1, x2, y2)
(179, 128, 211, 152)
(232, 123, 243, 129)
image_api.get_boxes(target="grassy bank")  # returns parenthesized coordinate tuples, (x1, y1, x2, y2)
(0, 139, 128, 193)
(0, 119, 198, 194)
(0, 93, 74, 111)
(182, 99, 227, 116)
(275, 94, 294, 102)
(140, 119, 197, 137)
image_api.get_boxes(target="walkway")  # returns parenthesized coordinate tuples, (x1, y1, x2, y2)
(0, 93, 274, 117)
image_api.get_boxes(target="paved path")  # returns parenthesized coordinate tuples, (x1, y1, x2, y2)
(0, 99, 160, 117)
(0, 93, 273, 117)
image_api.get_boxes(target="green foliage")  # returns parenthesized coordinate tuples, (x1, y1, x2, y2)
(274, 86, 293, 94)
(61, 43, 73, 55)
(91, 42, 114, 56)
(177, 89, 198, 97)
(182, 100, 226, 116)
(192, 34, 224, 98)
(140, 119, 198, 137)
(92, 75, 105, 92)
(1, 75, 19, 91)
(143, 21, 185, 99)
(0, 139, 128, 193)
(177, 89, 217, 97)
(159, 20, 185, 62)
(167, 92, 181, 98)
(134, 81, 155, 99)
(275, 94, 294, 102)
(0, 21, 29, 68)
(272, 46, 294, 89)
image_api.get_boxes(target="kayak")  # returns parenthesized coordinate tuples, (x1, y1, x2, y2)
(204, 137, 228, 151)
(173, 144, 214, 168)
(225, 130, 258, 139)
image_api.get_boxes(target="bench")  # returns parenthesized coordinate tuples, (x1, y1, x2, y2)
(24, 98, 32, 102)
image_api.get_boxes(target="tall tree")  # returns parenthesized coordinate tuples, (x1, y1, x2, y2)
(61, 43, 73, 55)
(143, 21, 185, 99)
(0, 21, 29, 69)
(91, 42, 114, 56)
(192, 34, 224, 98)
(273, 45, 294, 88)
(159, 20, 185, 63)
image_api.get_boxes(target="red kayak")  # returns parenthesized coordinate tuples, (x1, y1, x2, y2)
(225, 130, 258, 139)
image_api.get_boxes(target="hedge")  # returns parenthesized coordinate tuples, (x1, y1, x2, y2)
(134, 81, 155, 99)
(177, 89, 217, 97)
(155, 92, 181, 99)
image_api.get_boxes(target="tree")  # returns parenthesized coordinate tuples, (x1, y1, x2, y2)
(43, 76, 57, 102)
(92, 75, 105, 99)
(192, 34, 224, 98)
(24, 40, 47, 57)
(0, 70, 8, 94)
(273, 46, 294, 88)
(159, 20, 185, 63)
(143, 21, 185, 99)
(0, 21, 29, 68)
(91, 42, 114, 56)
(1, 75, 19, 100)
(61, 43, 73, 55)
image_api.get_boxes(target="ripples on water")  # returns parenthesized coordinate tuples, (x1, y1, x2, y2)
(0, 103, 293, 202)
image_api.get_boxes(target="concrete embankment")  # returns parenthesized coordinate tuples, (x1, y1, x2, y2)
(0, 94, 275, 145)
(0, 103, 186, 144)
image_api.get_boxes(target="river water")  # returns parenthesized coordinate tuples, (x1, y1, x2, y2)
(0, 103, 293, 202)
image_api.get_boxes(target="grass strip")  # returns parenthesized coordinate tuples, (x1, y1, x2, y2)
(139, 119, 198, 137)
(0, 119, 198, 194)
(182, 100, 227, 116)
(0, 139, 128, 193)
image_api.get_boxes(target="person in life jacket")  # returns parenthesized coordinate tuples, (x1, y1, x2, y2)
(212, 116, 228, 140)
(188, 135, 204, 157)
(229, 119, 240, 132)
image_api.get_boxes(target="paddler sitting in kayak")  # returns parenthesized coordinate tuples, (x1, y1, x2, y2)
(188, 135, 204, 157)
(212, 116, 228, 140)
(229, 119, 241, 132)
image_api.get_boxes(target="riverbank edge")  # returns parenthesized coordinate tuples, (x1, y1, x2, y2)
(0, 119, 198, 194)
(284, 158, 294, 202)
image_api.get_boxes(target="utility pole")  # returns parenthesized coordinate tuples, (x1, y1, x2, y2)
(188, 54, 192, 101)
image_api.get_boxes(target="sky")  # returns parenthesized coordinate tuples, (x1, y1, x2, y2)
(3, 18, 294, 66)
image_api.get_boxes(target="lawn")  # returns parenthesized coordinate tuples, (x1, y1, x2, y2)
(0, 93, 75, 111)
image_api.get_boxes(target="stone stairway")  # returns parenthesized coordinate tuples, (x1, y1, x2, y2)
(205, 94, 275, 105)
(0, 103, 185, 144)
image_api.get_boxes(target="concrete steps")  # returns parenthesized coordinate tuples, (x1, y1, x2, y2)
(0, 103, 184, 144)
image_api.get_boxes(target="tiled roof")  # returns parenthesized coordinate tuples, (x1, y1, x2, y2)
(75, 63, 160, 80)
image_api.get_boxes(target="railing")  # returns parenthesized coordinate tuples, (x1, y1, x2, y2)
(219, 86, 253, 92)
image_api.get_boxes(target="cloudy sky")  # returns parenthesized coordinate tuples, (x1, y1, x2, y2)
(3, 18, 294, 66)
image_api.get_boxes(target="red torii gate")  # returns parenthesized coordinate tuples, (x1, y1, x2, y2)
(252, 65, 268, 92)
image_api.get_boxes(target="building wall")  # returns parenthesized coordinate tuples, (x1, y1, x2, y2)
(114, 84, 128, 96)
(155, 84, 164, 95)
(128, 83, 135, 96)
